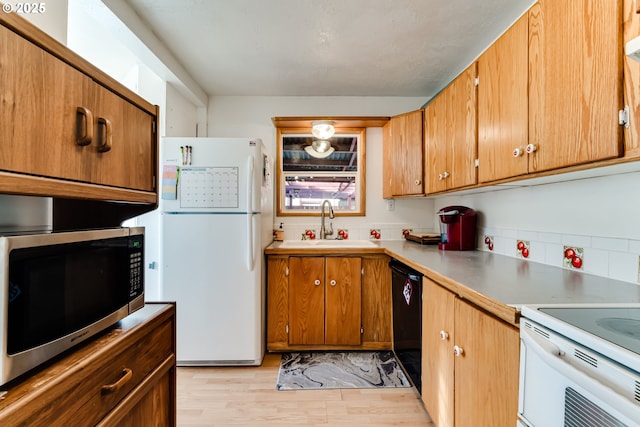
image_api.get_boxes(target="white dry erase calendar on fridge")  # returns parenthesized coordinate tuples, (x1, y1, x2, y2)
(178, 167, 239, 209)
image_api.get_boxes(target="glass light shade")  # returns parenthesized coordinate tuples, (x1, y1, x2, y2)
(311, 120, 335, 139)
(312, 139, 331, 153)
(305, 139, 335, 158)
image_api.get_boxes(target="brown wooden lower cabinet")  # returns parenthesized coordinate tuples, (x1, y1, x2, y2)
(0, 303, 176, 427)
(288, 256, 362, 346)
(422, 277, 519, 427)
(267, 254, 392, 351)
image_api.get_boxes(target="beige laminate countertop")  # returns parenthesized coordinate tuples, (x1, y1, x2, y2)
(265, 240, 640, 326)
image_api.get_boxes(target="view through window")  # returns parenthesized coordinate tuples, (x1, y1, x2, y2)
(277, 128, 365, 216)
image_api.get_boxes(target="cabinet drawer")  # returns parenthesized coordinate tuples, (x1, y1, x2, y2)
(3, 316, 173, 427)
(75, 319, 173, 424)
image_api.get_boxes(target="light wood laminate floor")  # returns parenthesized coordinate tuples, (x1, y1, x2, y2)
(177, 353, 434, 426)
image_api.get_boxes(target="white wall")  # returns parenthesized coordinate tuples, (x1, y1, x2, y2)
(165, 83, 199, 137)
(434, 170, 640, 284)
(10, 0, 68, 44)
(0, 195, 51, 229)
(207, 96, 436, 240)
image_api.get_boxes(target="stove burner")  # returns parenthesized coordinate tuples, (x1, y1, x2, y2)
(596, 318, 640, 341)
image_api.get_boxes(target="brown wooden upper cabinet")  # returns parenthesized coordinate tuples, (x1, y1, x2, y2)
(0, 13, 158, 204)
(477, 13, 529, 183)
(478, 0, 622, 183)
(623, 0, 640, 159)
(528, 0, 623, 173)
(424, 63, 478, 194)
(0, 23, 155, 192)
(382, 110, 424, 197)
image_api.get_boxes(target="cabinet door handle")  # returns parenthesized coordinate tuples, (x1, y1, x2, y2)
(439, 330, 449, 340)
(414, 179, 422, 186)
(96, 117, 113, 153)
(330, 279, 337, 287)
(101, 367, 132, 395)
(75, 106, 94, 146)
(314, 279, 321, 286)
(453, 345, 464, 357)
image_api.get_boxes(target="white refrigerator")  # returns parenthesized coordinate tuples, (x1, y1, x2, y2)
(160, 137, 272, 365)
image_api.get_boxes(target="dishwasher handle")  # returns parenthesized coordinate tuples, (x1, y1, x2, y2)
(389, 260, 422, 282)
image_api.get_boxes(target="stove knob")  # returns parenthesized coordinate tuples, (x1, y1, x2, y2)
(453, 345, 464, 357)
(439, 330, 449, 340)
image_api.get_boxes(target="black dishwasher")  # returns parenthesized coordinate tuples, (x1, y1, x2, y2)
(390, 260, 422, 393)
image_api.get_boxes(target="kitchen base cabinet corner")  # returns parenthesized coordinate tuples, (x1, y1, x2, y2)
(421, 277, 519, 427)
(0, 303, 176, 427)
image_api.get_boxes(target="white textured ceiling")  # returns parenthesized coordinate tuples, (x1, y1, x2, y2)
(122, 0, 533, 97)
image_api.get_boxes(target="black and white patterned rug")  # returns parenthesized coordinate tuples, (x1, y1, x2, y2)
(276, 351, 411, 390)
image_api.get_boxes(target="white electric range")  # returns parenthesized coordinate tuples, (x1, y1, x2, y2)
(518, 304, 640, 427)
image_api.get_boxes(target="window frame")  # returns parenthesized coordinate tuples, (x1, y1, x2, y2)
(275, 127, 366, 217)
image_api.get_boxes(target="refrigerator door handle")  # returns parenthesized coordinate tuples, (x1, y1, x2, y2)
(247, 156, 255, 213)
(247, 213, 255, 271)
(247, 156, 256, 271)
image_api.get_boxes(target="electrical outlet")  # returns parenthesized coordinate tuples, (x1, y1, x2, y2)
(386, 199, 395, 211)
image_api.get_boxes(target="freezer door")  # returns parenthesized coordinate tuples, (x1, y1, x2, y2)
(161, 212, 264, 364)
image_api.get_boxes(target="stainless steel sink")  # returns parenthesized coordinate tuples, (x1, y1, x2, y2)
(278, 239, 378, 249)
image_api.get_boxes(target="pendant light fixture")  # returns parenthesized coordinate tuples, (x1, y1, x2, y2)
(305, 139, 335, 158)
(311, 120, 335, 139)
(306, 120, 336, 158)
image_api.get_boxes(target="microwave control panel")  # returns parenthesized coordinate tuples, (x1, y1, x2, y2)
(129, 235, 144, 298)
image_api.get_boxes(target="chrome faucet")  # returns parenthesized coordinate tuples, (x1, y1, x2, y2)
(320, 200, 334, 239)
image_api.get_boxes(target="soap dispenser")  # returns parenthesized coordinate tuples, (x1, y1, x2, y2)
(273, 223, 284, 241)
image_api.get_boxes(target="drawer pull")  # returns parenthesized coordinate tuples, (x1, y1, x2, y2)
(76, 106, 94, 146)
(101, 368, 132, 395)
(96, 117, 113, 153)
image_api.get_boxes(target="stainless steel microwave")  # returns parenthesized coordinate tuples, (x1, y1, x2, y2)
(0, 227, 145, 386)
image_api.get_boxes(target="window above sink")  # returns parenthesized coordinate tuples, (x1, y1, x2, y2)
(273, 116, 389, 217)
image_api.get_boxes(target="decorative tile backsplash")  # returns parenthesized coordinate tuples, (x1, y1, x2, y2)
(478, 226, 640, 285)
(277, 222, 433, 243)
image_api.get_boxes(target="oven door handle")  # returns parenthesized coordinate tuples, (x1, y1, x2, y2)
(521, 326, 640, 423)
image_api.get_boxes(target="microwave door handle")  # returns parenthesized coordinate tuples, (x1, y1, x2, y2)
(521, 327, 640, 422)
